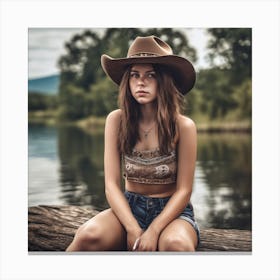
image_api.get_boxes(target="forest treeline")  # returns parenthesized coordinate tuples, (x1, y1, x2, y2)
(28, 28, 251, 123)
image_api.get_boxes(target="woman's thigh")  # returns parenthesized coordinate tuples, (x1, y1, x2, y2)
(158, 219, 198, 251)
(70, 208, 127, 251)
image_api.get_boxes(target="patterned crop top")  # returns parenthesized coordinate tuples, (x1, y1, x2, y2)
(123, 148, 177, 184)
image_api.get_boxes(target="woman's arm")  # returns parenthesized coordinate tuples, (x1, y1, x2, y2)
(104, 109, 143, 249)
(137, 115, 197, 250)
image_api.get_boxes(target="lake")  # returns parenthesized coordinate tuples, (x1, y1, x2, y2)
(28, 123, 252, 230)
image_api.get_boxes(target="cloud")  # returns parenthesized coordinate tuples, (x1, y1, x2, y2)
(28, 28, 86, 78)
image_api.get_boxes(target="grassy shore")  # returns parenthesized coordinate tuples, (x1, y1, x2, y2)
(196, 120, 251, 133)
(28, 110, 106, 134)
(28, 110, 251, 133)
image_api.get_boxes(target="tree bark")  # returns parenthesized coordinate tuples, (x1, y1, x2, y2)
(28, 205, 252, 252)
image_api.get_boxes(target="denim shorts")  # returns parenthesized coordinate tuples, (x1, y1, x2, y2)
(124, 191, 200, 243)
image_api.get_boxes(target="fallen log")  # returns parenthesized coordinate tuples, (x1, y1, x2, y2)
(28, 205, 252, 252)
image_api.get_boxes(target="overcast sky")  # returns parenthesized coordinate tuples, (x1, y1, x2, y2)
(28, 28, 210, 79)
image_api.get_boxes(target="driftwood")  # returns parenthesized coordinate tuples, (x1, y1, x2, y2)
(28, 205, 252, 252)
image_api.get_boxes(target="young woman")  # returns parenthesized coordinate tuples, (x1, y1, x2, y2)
(66, 35, 200, 252)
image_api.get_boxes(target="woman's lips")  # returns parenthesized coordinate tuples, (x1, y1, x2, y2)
(136, 90, 148, 96)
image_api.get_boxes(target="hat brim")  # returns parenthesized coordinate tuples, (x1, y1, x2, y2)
(101, 54, 196, 95)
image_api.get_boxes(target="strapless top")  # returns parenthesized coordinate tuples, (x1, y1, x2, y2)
(123, 148, 177, 184)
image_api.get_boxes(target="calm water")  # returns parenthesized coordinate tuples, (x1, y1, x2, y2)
(28, 124, 252, 230)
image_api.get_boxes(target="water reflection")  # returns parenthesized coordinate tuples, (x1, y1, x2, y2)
(57, 125, 107, 210)
(192, 134, 251, 230)
(28, 124, 251, 230)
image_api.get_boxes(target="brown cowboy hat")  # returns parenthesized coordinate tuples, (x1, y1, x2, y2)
(101, 35, 196, 95)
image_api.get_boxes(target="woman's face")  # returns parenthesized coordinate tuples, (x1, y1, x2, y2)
(129, 64, 158, 105)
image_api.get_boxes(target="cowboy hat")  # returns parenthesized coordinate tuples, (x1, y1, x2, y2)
(101, 35, 196, 95)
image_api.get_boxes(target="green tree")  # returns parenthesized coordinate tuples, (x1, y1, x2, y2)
(59, 85, 88, 120)
(58, 30, 103, 91)
(28, 93, 58, 111)
(88, 79, 119, 116)
(232, 79, 252, 119)
(207, 28, 252, 85)
(192, 28, 252, 119)
(195, 68, 237, 118)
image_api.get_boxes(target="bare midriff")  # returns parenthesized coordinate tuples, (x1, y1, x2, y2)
(125, 180, 176, 198)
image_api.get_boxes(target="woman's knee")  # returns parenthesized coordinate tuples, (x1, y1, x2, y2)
(68, 221, 103, 251)
(158, 235, 196, 252)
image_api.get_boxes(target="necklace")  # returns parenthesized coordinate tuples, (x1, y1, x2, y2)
(140, 123, 155, 139)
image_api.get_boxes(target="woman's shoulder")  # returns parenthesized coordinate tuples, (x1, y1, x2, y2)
(177, 114, 196, 132)
(106, 109, 122, 124)
(173, 115, 196, 146)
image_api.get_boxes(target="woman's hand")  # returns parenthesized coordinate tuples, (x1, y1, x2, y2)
(135, 226, 160, 251)
(127, 226, 143, 251)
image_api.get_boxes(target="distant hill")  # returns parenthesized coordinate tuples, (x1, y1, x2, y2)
(28, 74, 60, 95)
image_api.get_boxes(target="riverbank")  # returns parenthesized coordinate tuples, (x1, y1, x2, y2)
(28, 110, 106, 134)
(28, 110, 251, 133)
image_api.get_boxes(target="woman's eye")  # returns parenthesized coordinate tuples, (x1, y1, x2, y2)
(148, 73, 156, 78)
(130, 73, 139, 78)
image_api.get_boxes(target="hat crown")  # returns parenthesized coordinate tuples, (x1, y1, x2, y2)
(127, 36, 173, 58)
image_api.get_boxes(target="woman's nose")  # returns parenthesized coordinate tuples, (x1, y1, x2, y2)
(137, 75, 145, 84)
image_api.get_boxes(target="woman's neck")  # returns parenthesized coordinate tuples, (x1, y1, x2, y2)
(140, 103, 157, 124)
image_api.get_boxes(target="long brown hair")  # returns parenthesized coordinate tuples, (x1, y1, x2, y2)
(118, 64, 185, 155)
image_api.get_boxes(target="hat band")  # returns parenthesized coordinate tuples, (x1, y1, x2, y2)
(128, 52, 159, 58)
